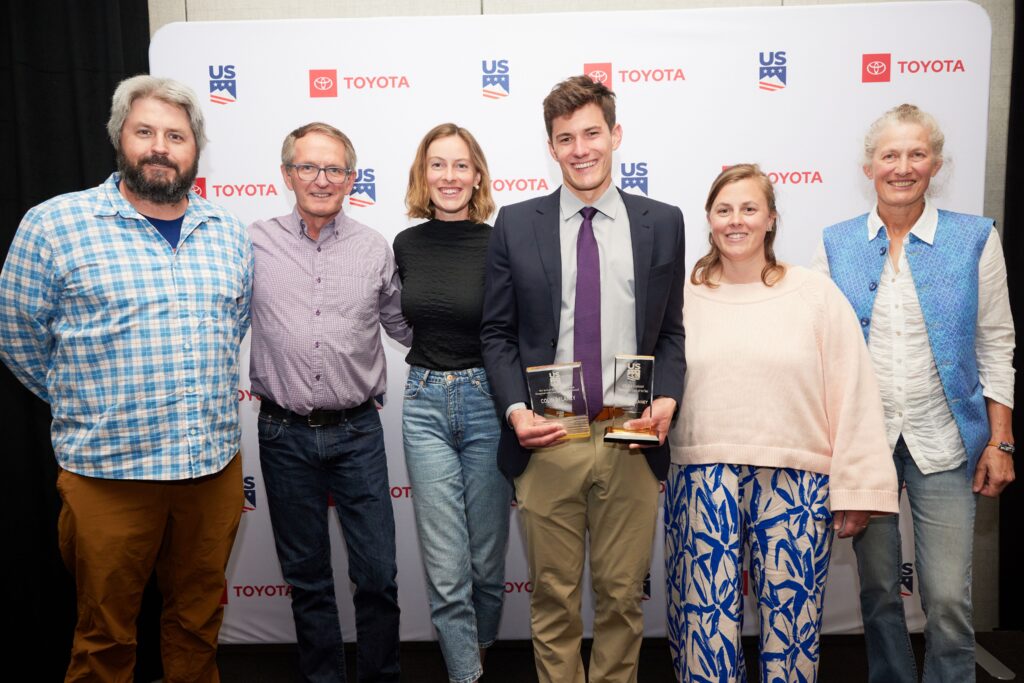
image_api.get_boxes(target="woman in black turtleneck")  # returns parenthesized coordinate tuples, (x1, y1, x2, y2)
(393, 124, 511, 683)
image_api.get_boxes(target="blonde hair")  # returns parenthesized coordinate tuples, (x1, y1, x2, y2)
(863, 103, 945, 166)
(405, 123, 495, 223)
(691, 164, 784, 287)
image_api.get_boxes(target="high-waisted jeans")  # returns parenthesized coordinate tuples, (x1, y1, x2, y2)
(402, 366, 512, 683)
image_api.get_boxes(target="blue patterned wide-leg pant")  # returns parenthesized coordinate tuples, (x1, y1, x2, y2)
(665, 463, 833, 683)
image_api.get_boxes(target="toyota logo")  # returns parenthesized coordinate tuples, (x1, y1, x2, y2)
(313, 76, 334, 90)
(191, 184, 203, 195)
(866, 61, 887, 76)
(588, 69, 608, 84)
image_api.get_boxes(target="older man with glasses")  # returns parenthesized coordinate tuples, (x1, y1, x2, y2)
(248, 121, 411, 683)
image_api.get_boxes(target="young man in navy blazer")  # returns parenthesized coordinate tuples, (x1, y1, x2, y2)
(481, 75, 686, 683)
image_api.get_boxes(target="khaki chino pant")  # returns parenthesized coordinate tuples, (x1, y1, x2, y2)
(57, 455, 242, 683)
(514, 420, 660, 683)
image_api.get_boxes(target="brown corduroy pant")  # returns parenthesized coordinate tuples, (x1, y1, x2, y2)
(57, 455, 243, 683)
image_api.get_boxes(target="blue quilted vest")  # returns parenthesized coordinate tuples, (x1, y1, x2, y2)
(822, 209, 993, 475)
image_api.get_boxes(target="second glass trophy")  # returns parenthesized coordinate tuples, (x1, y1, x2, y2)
(603, 354, 660, 444)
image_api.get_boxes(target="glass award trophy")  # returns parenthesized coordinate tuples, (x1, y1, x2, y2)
(525, 362, 591, 439)
(603, 355, 660, 444)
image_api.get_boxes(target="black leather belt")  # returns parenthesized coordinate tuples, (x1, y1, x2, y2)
(260, 397, 374, 427)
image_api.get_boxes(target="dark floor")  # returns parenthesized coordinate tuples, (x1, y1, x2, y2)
(215, 631, 1024, 682)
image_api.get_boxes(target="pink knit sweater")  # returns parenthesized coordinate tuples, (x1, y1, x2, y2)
(670, 266, 899, 513)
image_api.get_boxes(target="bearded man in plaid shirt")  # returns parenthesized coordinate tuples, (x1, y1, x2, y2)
(0, 75, 253, 682)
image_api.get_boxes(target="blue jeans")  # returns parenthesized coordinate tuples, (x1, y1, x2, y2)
(258, 404, 401, 683)
(402, 367, 512, 683)
(853, 436, 977, 683)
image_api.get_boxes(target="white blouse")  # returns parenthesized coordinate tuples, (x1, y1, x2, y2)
(812, 200, 1015, 474)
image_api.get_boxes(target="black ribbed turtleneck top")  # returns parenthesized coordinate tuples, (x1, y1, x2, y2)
(393, 219, 492, 370)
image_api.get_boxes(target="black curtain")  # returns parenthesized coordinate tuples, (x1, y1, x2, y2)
(999, 0, 1024, 631)
(0, 2, 155, 680)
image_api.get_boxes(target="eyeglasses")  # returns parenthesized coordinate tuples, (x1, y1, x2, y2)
(286, 163, 353, 183)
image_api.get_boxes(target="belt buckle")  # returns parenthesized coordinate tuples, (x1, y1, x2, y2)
(307, 410, 329, 428)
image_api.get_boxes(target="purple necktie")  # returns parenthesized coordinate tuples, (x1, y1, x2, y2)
(574, 206, 602, 421)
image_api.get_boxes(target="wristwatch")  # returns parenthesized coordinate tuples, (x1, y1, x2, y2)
(988, 441, 1016, 455)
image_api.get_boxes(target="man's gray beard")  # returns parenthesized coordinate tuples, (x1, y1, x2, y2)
(117, 150, 199, 205)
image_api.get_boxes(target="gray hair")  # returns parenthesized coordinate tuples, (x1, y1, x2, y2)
(863, 103, 945, 166)
(107, 75, 208, 153)
(281, 122, 357, 170)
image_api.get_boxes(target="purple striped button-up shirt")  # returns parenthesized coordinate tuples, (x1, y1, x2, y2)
(249, 207, 411, 413)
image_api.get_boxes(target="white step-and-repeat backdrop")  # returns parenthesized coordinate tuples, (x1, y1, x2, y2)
(150, 1, 991, 643)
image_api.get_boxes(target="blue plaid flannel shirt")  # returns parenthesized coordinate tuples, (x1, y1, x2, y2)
(0, 173, 254, 480)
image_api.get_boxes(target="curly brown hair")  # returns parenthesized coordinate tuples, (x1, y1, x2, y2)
(542, 75, 616, 139)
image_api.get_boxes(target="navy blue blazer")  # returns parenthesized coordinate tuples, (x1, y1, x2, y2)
(480, 187, 686, 480)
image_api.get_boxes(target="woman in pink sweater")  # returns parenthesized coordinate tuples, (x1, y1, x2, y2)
(665, 164, 899, 683)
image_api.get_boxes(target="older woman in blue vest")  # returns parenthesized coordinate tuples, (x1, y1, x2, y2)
(812, 103, 1015, 683)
